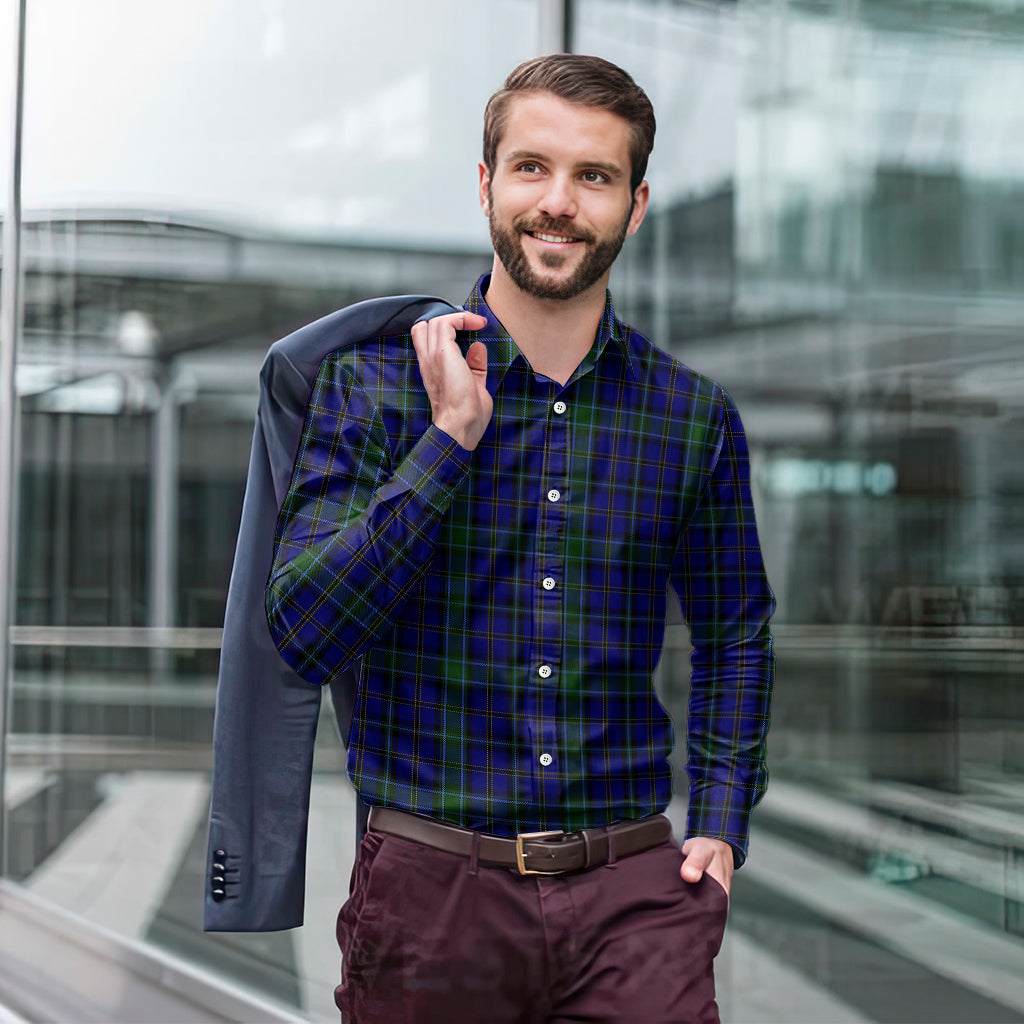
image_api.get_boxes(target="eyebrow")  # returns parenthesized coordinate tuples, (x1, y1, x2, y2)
(502, 150, 626, 181)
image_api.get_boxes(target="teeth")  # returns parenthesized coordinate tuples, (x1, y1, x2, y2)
(533, 232, 575, 244)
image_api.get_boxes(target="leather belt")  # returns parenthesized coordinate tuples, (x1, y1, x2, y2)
(368, 806, 673, 875)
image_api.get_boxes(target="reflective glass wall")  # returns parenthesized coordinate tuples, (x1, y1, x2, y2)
(3, 0, 1024, 1021)
(579, 1, 1024, 1021)
(4, 2, 535, 1019)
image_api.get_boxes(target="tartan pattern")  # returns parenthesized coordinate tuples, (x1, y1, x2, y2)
(267, 275, 775, 863)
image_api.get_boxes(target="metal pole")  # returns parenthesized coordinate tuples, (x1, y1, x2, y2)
(0, 0, 28, 878)
(149, 365, 178, 677)
(537, 0, 571, 53)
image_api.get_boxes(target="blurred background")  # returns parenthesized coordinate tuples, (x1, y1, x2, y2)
(0, 0, 1023, 1021)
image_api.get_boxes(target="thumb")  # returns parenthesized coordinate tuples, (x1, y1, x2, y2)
(466, 340, 488, 376)
(680, 842, 710, 883)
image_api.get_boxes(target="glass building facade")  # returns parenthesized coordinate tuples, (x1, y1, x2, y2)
(1, 1, 1023, 1020)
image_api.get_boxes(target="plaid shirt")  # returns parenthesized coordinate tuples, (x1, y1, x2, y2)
(267, 275, 775, 864)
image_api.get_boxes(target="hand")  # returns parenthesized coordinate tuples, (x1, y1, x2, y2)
(411, 311, 491, 451)
(680, 836, 734, 896)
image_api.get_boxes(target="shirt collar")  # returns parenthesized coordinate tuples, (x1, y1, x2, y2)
(459, 274, 640, 389)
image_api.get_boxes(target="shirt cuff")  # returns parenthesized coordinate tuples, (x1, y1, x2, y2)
(390, 423, 473, 511)
(685, 782, 755, 868)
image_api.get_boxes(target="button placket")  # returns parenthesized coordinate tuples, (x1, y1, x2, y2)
(532, 381, 569, 808)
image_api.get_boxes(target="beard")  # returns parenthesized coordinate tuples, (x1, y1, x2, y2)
(487, 186, 632, 301)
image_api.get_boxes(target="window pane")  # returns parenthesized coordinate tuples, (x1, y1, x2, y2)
(11, 2, 538, 1019)
(575, 1, 1024, 1020)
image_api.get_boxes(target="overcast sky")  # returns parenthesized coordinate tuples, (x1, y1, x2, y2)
(12, 0, 541, 246)
(2, 0, 748, 247)
(3, 0, 1023, 247)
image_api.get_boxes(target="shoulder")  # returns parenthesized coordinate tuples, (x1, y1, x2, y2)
(621, 322, 732, 423)
(317, 330, 417, 393)
(263, 293, 456, 388)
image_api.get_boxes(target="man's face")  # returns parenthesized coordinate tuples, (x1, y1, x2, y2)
(480, 91, 649, 302)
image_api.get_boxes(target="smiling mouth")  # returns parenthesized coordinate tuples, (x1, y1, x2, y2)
(527, 231, 581, 244)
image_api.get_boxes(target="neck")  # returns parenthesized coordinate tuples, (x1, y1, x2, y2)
(484, 259, 608, 386)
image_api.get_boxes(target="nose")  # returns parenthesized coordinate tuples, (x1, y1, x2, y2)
(536, 174, 577, 220)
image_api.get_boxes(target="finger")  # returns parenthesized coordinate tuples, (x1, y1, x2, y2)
(427, 313, 460, 356)
(457, 312, 488, 331)
(411, 320, 426, 348)
(466, 340, 488, 375)
(439, 310, 488, 336)
(427, 311, 487, 345)
(411, 321, 433, 371)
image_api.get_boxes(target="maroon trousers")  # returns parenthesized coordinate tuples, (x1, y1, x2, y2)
(335, 826, 729, 1023)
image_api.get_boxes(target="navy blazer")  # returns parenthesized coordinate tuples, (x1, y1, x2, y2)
(204, 294, 458, 932)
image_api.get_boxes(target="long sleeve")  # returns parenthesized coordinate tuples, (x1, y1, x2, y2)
(669, 386, 776, 867)
(266, 353, 472, 685)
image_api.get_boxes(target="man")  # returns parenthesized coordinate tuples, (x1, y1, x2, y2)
(266, 54, 774, 1023)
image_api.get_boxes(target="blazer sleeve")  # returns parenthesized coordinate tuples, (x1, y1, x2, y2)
(204, 393, 324, 931)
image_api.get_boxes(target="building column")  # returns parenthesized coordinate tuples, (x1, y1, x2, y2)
(149, 365, 179, 643)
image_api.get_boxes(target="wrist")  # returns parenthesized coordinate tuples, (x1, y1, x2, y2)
(433, 418, 476, 452)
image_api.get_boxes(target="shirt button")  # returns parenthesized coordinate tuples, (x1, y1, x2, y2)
(538, 664, 552, 679)
(553, 401, 567, 415)
(539, 753, 553, 767)
(542, 577, 556, 590)
(547, 489, 560, 503)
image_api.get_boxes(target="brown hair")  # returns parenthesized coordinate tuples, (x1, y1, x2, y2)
(483, 54, 656, 194)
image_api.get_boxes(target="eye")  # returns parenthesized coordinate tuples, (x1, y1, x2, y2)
(582, 170, 608, 184)
(517, 162, 542, 175)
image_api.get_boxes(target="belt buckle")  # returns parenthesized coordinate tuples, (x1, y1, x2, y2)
(515, 830, 566, 875)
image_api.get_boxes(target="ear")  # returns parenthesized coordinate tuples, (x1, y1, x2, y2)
(625, 180, 650, 237)
(478, 161, 492, 216)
